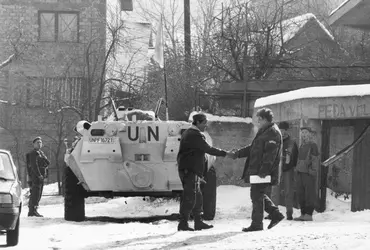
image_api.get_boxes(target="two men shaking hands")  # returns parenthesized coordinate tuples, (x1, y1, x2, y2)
(177, 108, 285, 232)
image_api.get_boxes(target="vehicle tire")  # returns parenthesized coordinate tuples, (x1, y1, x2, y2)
(202, 166, 217, 221)
(7, 216, 19, 246)
(64, 166, 85, 222)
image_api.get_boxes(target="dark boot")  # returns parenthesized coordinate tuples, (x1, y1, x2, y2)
(293, 214, 306, 221)
(242, 225, 263, 232)
(28, 208, 35, 217)
(194, 216, 213, 231)
(34, 210, 43, 217)
(32, 207, 43, 217)
(268, 211, 284, 229)
(286, 213, 293, 221)
(177, 220, 194, 231)
(264, 214, 272, 220)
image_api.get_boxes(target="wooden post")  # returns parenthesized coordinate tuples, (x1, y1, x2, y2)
(242, 82, 247, 117)
(319, 120, 330, 212)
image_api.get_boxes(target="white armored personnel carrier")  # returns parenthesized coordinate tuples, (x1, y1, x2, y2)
(63, 100, 217, 222)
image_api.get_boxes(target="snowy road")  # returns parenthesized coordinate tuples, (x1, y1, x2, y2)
(1, 185, 369, 250)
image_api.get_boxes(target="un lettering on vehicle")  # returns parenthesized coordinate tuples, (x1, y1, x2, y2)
(127, 126, 159, 142)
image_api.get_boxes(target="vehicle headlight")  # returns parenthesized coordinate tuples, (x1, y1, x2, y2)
(0, 193, 12, 204)
(75, 120, 91, 135)
(105, 124, 118, 136)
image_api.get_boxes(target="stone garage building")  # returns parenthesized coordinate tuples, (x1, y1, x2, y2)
(254, 84, 370, 212)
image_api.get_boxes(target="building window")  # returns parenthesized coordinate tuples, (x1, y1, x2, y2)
(42, 77, 85, 109)
(39, 11, 79, 42)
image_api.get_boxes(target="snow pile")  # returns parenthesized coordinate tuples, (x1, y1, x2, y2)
(189, 111, 253, 124)
(254, 84, 370, 107)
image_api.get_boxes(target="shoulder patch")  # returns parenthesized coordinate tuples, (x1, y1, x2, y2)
(268, 140, 277, 144)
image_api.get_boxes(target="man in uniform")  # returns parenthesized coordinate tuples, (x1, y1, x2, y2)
(270, 122, 299, 220)
(177, 113, 231, 231)
(233, 108, 285, 232)
(294, 126, 320, 221)
(26, 137, 50, 217)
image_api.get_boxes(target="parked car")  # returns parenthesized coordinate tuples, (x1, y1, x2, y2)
(0, 150, 22, 246)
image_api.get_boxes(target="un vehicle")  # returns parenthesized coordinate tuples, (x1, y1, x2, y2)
(63, 102, 218, 222)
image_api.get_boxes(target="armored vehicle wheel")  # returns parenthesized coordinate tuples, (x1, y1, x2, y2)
(6, 216, 19, 246)
(64, 166, 86, 222)
(202, 166, 217, 220)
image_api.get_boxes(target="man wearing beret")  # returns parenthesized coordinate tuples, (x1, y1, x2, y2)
(177, 113, 232, 231)
(269, 122, 299, 220)
(294, 126, 320, 221)
(26, 137, 50, 217)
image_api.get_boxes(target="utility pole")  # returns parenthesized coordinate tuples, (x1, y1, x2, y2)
(184, 0, 191, 69)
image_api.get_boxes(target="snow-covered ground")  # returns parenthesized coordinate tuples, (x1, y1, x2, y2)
(2, 183, 370, 249)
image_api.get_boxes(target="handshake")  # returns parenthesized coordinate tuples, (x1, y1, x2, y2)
(225, 149, 238, 160)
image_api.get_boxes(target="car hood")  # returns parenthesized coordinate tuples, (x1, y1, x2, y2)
(0, 180, 14, 193)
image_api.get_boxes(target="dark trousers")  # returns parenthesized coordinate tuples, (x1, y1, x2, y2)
(28, 178, 44, 210)
(179, 170, 203, 221)
(296, 172, 316, 215)
(250, 184, 279, 228)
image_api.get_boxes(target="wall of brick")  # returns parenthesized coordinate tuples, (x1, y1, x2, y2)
(0, 0, 106, 187)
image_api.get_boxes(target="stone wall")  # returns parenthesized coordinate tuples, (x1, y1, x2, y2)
(205, 120, 256, 186)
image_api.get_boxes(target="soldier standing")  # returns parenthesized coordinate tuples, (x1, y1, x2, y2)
(294, 126, 320, 221)
(26, 137, 50, 217)
(270, 122, 299, 220)
(177, 113, 231, 231)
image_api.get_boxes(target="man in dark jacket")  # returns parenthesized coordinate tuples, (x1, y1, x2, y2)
(177, 113, 230, 231)
(270, 122, 298, 220)
(26, 137, 50, 217)
(233, 108, 285, 232)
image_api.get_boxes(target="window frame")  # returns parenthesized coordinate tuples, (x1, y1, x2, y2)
(0, 152, 16, 181)
(38, 11, 80, 43)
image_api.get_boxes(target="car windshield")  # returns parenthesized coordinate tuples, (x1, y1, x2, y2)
(0, 152, 15, 180)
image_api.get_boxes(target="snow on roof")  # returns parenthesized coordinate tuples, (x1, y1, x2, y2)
(189, 111, 253, 124)
(329, 0, 350, 16)
(254, 84, 370, 107)
(281, 13, 335, 43)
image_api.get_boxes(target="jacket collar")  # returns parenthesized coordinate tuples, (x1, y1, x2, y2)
(256, 122, 274, 136)
(190, 125, 201, 132)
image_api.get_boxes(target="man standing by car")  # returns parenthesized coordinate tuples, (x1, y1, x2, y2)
(270, 122, 299, 220)
(177, 113, 231, 231)
(26, 137, 50, 217)
(232, 108, 285, 232)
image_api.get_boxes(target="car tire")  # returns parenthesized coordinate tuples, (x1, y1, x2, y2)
(202, 166, 217, 221)
(64, 166, 86, 222)
(6, 215, 19, 246)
